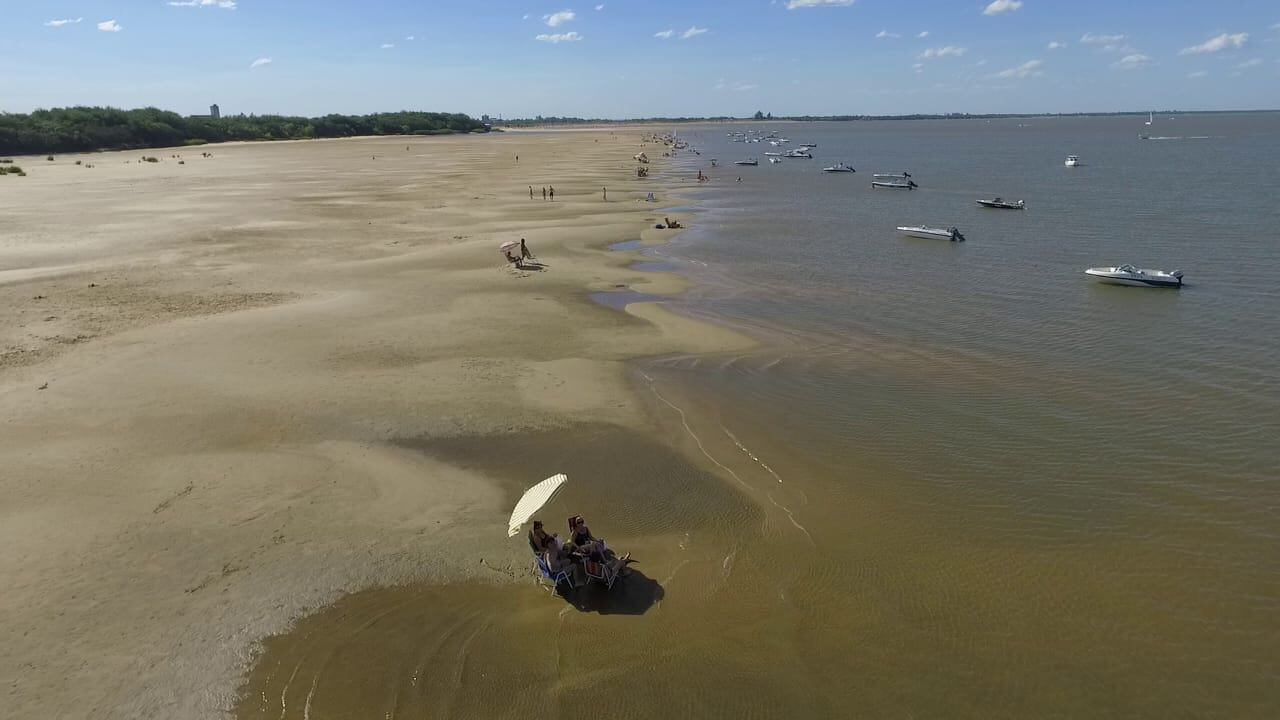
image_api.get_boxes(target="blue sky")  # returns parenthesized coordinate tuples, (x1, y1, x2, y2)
(3, 1, 1278, 117)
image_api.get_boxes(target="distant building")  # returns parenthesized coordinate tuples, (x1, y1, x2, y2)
(190, 103, 222, 120)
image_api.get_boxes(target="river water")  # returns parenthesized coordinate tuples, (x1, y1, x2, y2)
(238, 115, 1280, 719)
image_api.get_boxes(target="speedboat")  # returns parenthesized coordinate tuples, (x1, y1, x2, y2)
(763, 151, 783, 156)
(800, 143, 817, 148)
(785, 149, 812, 158)
(822, 163, 855, 173)
(1084, 264, 1183, 288)
(1065, 155, 1080, 167)
(897, 225, 966, 242)
(873, 172, 911, 179)
(769, 157, 782, 164)
(976, 197, 1025, 209)
(734, 159, 758, 166)
(872, 179, 918, 190)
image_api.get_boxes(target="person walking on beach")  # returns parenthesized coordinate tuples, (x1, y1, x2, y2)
(549, 186, 555, 201)
(602, 187, 607, 201)
(542, 187, 547, 200)
(529, 186, 534, 200)
(515, 154, 519, 164)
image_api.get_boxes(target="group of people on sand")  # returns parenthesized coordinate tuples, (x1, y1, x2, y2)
(529, 516, 630, 587)
(529, 185, 556, 201)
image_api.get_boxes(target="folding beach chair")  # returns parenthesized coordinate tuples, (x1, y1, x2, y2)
(582, 557, 619, 590)
(534, 553, 573, 592)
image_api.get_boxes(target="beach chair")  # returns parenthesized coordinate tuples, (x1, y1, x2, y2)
(582, 556, 619, 590)
(534, 553, 573, 592)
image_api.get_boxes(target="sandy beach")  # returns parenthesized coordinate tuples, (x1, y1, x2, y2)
(0, 130, 751, 718)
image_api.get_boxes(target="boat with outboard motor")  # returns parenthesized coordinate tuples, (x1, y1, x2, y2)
(734, 159, 759, 166)
(822, 163, 855, 173)
(897, 225, 966, 242)
(785, 149, 813, 159)
(1065, 155, 1080, 167)
(769, 157, 782, 164)
(1084, 264, 1184, 288)
(873, 172, 912, 180)
(872, 179, 918, 190)
(976, 197, 1025, 209)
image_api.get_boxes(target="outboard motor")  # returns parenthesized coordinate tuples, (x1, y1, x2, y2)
(908, 180, 918, 189)
(1172, 270, 1184, 285)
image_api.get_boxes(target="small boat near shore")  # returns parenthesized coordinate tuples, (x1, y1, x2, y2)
(764, 151, 783, 156)
(785, 149, 813, 159)
(872, 180, 918, 190)
(873, 172, 912, 180)
(769, 157, 782, 164)
(897, 225, 966, 242)
(1065, 155, 1080, 167)
(1085, 264, 1184, 288)
(734, 159, 759, 166)
(976, 197, 1025, 209)
(822, 163, 855, 173)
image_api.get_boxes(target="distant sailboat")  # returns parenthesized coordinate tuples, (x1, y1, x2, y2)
(1145, 112, 1153, 126)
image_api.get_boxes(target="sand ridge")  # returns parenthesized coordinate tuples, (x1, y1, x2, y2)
(0, 131, 750, 718)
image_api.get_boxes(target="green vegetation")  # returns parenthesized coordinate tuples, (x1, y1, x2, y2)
(0, 107, 489, 155)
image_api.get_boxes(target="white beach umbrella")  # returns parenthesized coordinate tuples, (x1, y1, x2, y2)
(507, 473, 568, 537)
(499, 240, 521, 259)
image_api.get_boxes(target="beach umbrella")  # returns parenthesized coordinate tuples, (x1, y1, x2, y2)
(499, 240, 521, 260)
(507, 473, 568, 537)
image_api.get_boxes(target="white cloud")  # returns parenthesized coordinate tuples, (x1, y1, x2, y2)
(536, 31, 582, 43)
(1081, 32, 1126, 45)
(380, 43, 395, 49)
(406, 35, 414, 41)
(1113, 53, 1150, 70)
(1187, 70, 1208, 79)
(168, 0, 237, 8)
(522, 13, 530, 20)
(543, 10, 575, 27)
(875, 30, 901, 39)
(1047, 41, 1067, 49)
(983, 0, 1022, 16)
(1179, 32, 1248, 55)
(911, 62, 923, 73)
(919, 45, 967, 60)
(681, 26, 708, 39)
(1235, 58, 1263, 69)
(44, 17, 83, 27)
(994, 59, 1042, 78)
(786, 0, 856, 8)
(97, 20, 122, 32)
(654, 29, 674, 39)
(250, 57, 272, 69)
(595, 4, 604, 9)
(917, 31, 929, 38)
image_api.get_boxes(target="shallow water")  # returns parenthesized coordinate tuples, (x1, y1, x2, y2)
(239, 116, 1280, 718)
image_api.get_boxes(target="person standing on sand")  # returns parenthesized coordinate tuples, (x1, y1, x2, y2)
(542, 187, 547, 200)
(516, 155, 519, 164)
(520, 238, 533, 260)
(602, 187, 607, 201)
(529, 186, 534, 200)
(549, 186, 555, 201)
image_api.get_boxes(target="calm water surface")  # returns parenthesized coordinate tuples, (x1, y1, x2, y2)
(240, 116, 1280, 719)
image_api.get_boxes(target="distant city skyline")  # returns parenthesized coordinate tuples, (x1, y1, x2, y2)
(4, 0, 1278, 118)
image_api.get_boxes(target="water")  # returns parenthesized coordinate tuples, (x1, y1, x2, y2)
(239, 116, 1280, 718)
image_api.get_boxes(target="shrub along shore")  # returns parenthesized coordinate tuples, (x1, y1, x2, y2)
(0, 107, 489, 156)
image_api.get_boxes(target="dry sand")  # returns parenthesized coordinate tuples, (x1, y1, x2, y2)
(0, 131, 750, 718)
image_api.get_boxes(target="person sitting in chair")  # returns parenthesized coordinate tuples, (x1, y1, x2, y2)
(528, 519, 556, 554)
(568, 515, 630, 575)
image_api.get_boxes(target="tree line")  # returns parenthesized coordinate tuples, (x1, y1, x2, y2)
(0, 107, 489, 155)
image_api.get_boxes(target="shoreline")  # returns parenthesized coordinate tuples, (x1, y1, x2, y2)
(0, 130, 753, 718)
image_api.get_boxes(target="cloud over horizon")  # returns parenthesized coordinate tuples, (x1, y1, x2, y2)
(994, 59, 1043, 79)
(543, 10, 575, 28)
(536, 31, 582, 43)
(786, 0, 855, 9)
(97, 20, 122, 33)
(1179, 32, 1248, 55)
(168, 0, 237, 8)
(983, 0, 1022, 16)
(250, 57, 272, 69)
(44, 17, 83, 27)
(919, 46, 967, 60)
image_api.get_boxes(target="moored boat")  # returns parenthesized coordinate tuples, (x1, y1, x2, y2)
(872, 179, 918, 190)
(976, 197, 1025, 209)
(734, 159, 759, 166)
(1084, 264, 1184, 288)
(873, 172, 912, 180)
(1065, 155, 1080, 167)
(822, 163, 855, 173)
(897, 225, 966, 241)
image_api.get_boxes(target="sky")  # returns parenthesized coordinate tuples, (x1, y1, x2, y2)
(2, 0, 1279, 118)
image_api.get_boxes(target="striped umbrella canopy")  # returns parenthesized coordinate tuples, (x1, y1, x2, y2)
(507, 474, 568, 537)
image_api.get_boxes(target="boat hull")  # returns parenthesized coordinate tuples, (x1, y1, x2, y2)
(872, 182, 914, 190)
(1085, 270, 1182, 288)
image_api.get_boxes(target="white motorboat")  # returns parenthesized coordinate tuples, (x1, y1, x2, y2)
(1084, 264, 1184, 288)
(976, 197, 1025, 209)
(897, 225, 966, 242)
(872, 179, 918, 190)
(1065, 155, 1080, 167)
(800, 143, 817, 148)
(769, 157, 783, 164)
(785, 149, 813, 158)
(734, 159, 759, 166)
(822, 163, 855, 173)
(872, 172, 912, 180)
(1145, 111, 1153, 126)
(763, 151, 783, 156)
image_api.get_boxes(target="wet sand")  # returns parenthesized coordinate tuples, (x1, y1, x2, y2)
(0, 131, 750, 718)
